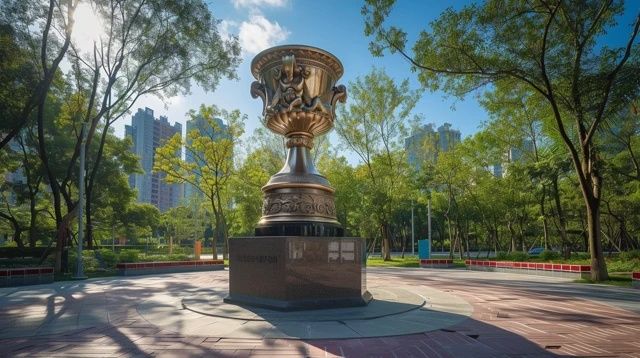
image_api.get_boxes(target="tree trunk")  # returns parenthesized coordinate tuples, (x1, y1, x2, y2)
(551, 175, 568, 248)
(13, 228, 24, 249)
(381, 223, 392, 261)
(586, 197, 608, 280)
(508, 220, 516, 252)
(28, 199, 38, 248)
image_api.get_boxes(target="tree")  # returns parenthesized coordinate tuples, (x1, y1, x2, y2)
(363, 0, 640, 280)
(335, 68, 420, 260)
(155, 104, 245, 259)
(119, 203, 160, 243)
(2, 0, 240, 272)
(0, 1, 74, 149)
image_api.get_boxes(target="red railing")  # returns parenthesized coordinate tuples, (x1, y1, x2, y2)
(465, 260, 590, 273)
(420, 259, 453, 265)
(116, 260, 223, 270)
(0, 267, 54, 276)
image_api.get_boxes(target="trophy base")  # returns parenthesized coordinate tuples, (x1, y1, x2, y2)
(254, 221, 344, 237)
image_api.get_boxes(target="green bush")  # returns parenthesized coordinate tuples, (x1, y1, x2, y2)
(571, 252, 590, 260)
(68, 250, 99, 272)
(540, 250, 561, 261)
(118, 249, 140, 263)
(97, 249, 118, 268)
(139, 253, 190, 262)
(167, 254, 189, 261)
(607, 259, 640, 273)
(496, 251, 509, 260)
(620, 250, 640, 261)
(508, 251, 529, 262)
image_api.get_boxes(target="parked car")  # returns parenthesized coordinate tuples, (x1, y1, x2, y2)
(528, 247, 545, 256)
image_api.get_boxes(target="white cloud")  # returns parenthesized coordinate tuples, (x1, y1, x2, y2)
(232, 0, 287, 9)
(239, 14, 289, 55)
(219, 20, 238, 40)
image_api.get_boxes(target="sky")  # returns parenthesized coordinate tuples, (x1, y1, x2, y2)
(111, 0, 486, 144)
(110, 0, 639, 159)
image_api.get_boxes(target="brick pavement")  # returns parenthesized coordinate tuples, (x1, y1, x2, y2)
(0, 268, 639, 357)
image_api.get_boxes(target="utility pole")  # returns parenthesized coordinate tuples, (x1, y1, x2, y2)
(73, 123, 88, 280)
(411, 200, 415, 256)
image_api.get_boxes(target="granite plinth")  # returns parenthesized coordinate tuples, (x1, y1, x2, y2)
(225, 236, 370, 311)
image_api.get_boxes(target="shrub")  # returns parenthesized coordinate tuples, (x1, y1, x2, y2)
(571, 252, 590, 260)
(496, 251, 509, 260)
(167, 254, 189, 261)
(118, 249, 140, 263)
(97, 249, 118, 268)
(68, 250, 99, 272)
(540, 250, 560, 261)
(607, 259, 640, 273)
(620, 250, 640, 261)
(139, 253, 190, 262)
(508, 251, 529, 262)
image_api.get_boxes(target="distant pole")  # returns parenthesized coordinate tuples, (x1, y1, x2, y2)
(73, 123, 88, 280)
(411, 200, 415, 256)
(427, 196, 432, 258)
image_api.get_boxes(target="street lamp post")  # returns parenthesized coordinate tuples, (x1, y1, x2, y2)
(73, 123, 88, 280)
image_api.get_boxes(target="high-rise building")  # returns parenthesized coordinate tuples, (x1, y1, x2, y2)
(488, 139, 534, 178)
(404, 122, 461, 170)
(125, 107, 183, 212)
(184, 115, 228, 199)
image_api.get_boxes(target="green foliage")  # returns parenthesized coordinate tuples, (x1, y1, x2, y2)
(620, 250, 640, 261)
(362, 0, 640, 280)
(540, 250, 561, 261)
(606, 259, 640, 273)
(97, 249, 118, 268)
(571, 252, 591, 260)
(334, 68, 420, 259)
(154, 104, 245, 258)
(509, 252, 529, 262)
(118, 249, 140, 263)
(68, 250, 99, 272)
(140, 254, 190, 262)
(367, 257, 420, 268)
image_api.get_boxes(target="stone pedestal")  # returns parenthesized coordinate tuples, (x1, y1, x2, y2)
(225, 236, 371, 310)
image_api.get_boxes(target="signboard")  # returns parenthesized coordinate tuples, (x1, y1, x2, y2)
(418, 239, 430, 259)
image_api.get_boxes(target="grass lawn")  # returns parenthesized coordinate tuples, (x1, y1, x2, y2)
(574, 273, 633, 288)
(366, 256, 420, 268)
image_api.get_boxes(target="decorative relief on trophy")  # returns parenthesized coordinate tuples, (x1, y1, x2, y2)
(262, 193, 336, 218)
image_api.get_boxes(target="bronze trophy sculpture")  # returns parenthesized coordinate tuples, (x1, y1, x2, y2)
(225, 45, 371, 310)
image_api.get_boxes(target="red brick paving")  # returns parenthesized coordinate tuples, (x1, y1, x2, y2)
(1, 269, 639, 357)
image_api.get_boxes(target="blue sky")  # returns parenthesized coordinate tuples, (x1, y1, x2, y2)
(112, 0, 639, 160)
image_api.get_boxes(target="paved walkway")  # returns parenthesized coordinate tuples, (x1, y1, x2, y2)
(0, 268, 639, 357)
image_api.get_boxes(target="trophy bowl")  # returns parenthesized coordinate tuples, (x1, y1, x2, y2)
(250, 45, 347, 138)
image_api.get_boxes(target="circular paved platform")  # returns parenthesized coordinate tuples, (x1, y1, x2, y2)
(1, 268, 639, 357)
(138, 285, 472, 338)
